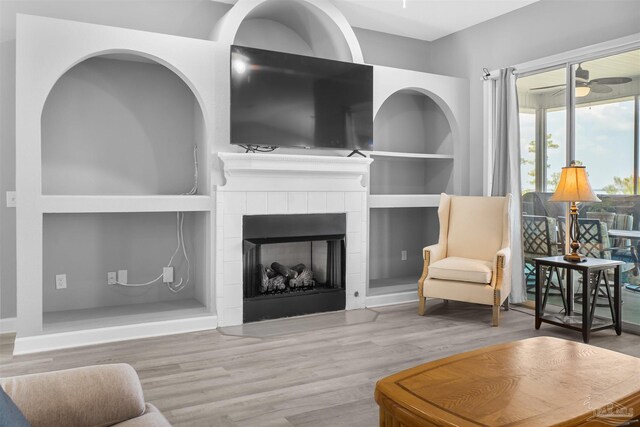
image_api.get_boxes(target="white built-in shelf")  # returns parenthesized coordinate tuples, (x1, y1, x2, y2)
(369, 194, 440, 209)
(368, 277, 417, 296)
(43, 299, 210, 334)
(41, 195, 213, 213)
(368, 151, 453, 160)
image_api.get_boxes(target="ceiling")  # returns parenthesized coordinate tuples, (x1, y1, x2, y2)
(517, 49, 640, 91)
(217, 0, 541, 41)
(330, 0, 540, 41)
(517, 49, 640, 109)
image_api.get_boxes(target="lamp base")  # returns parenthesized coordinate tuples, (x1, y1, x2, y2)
(563, 253, 587, 263)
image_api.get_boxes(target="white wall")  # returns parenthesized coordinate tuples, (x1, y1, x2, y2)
(427, 0, 640, 195)
(353, 27, 432, 73)
(0, 0, 432, 320)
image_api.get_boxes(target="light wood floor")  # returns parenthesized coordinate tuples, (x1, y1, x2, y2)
(2, 301, 640, 426)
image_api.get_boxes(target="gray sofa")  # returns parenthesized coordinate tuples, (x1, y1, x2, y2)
(1, 363, 171, 427)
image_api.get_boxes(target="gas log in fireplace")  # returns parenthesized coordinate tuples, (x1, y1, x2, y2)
(243, 213, 346, 322)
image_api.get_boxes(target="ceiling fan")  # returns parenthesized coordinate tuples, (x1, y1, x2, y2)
(530, 64, 632, 97)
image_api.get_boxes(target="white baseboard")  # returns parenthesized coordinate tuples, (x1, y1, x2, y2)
(0, 317, 17, 334)
(365, 291, 418, 308)
(13, 315, 217, 355)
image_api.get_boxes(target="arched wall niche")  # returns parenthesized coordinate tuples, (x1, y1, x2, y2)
(374, 88, 459, 154)
(41, 51, 207, 196)
(372, 88, 458, 196)
(39, 48, 210, 128)
(374, 88, 456, 155)
(212, 0, 363, 63)
(234, 19, 314, 56)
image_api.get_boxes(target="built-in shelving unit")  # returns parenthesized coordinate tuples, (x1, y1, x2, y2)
(15, 15, 220, 353)
(37, 53, 211, 330)
(42, 211, 209, 328)
(15, 4, 468, 352)
(366, 67, 468, 304)
(43, 299, 208, 334)
(368, 194, 441, 209)
(368, 151, 454, 159)
(41, 195, 213, 213)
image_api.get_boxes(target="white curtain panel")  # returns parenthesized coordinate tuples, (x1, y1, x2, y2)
(491, 67, 526, 304)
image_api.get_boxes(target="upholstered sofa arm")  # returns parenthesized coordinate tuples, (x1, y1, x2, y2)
(1, 364, 148, 427)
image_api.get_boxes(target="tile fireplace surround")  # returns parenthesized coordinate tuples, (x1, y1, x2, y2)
(215, 152, 373, 326)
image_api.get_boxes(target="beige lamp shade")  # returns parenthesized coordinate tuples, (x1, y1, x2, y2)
(549, 164, 601, 203)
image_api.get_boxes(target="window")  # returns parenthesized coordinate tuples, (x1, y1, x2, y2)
(516, 67, 566, 196)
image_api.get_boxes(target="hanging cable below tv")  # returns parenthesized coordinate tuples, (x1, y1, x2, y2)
(239, 144, 279, 153)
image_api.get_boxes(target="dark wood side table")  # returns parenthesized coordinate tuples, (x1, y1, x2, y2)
(534, 256, 623, 343)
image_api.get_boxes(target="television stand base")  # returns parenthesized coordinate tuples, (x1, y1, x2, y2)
(239, 145, 278, 153)
(347, 150, 366, 158)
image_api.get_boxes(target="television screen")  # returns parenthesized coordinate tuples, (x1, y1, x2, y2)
(230, 45, 373, 151)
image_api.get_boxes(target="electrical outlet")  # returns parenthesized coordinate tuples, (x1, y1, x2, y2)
(163, 267, 174, 284)
(401, 250, 407, 261)
(107, 271, 117, 285)
(6, 191, 16, 208)
(55, 274, 67, 290)
(117, 270, 128, 285)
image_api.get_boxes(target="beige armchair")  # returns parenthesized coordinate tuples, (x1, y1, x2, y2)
(418, 193, 512, 326)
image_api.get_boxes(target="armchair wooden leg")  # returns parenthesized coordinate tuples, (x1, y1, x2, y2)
(503, 298, 510, 311)
(492, 304, 500, 327)
(418, 297, 426, 316)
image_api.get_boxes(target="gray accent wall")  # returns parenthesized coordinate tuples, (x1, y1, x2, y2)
(42, 56, 202, 196)
(426, 0, 640, 196)
(353, 27, 432, 72)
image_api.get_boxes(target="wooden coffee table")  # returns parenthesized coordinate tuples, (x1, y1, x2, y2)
(375, 337, 640, 426)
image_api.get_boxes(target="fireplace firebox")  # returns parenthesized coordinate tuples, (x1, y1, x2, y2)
(243, 213, 346, 322)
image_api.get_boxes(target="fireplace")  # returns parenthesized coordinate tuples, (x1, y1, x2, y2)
(243, 213, 346, 322)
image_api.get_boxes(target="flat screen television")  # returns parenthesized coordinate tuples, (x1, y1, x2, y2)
(230, 45, 373, 152)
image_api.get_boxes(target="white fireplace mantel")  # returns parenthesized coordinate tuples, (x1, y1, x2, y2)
(214, 152, 372, 326)
(217, 152, 372, 192)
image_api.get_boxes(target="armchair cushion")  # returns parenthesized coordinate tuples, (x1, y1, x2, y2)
(428, 257, 493, 284)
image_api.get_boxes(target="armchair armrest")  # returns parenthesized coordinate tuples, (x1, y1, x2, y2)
(418, 244, 445, 299)
(423, 244, 445, 265)
(1, 364, 146, 427)
(492, 247, 511, 295)
(495, 247, 511, 270)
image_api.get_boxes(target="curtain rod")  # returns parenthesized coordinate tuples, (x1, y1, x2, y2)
(482, 68, 514, 81)
(482, 32, 640, 82)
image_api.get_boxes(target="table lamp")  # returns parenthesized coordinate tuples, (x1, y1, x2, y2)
(549, 162, 601, 262)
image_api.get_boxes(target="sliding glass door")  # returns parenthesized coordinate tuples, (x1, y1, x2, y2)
(517, 48, 640, 329)
(517, 67, 566, 307)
